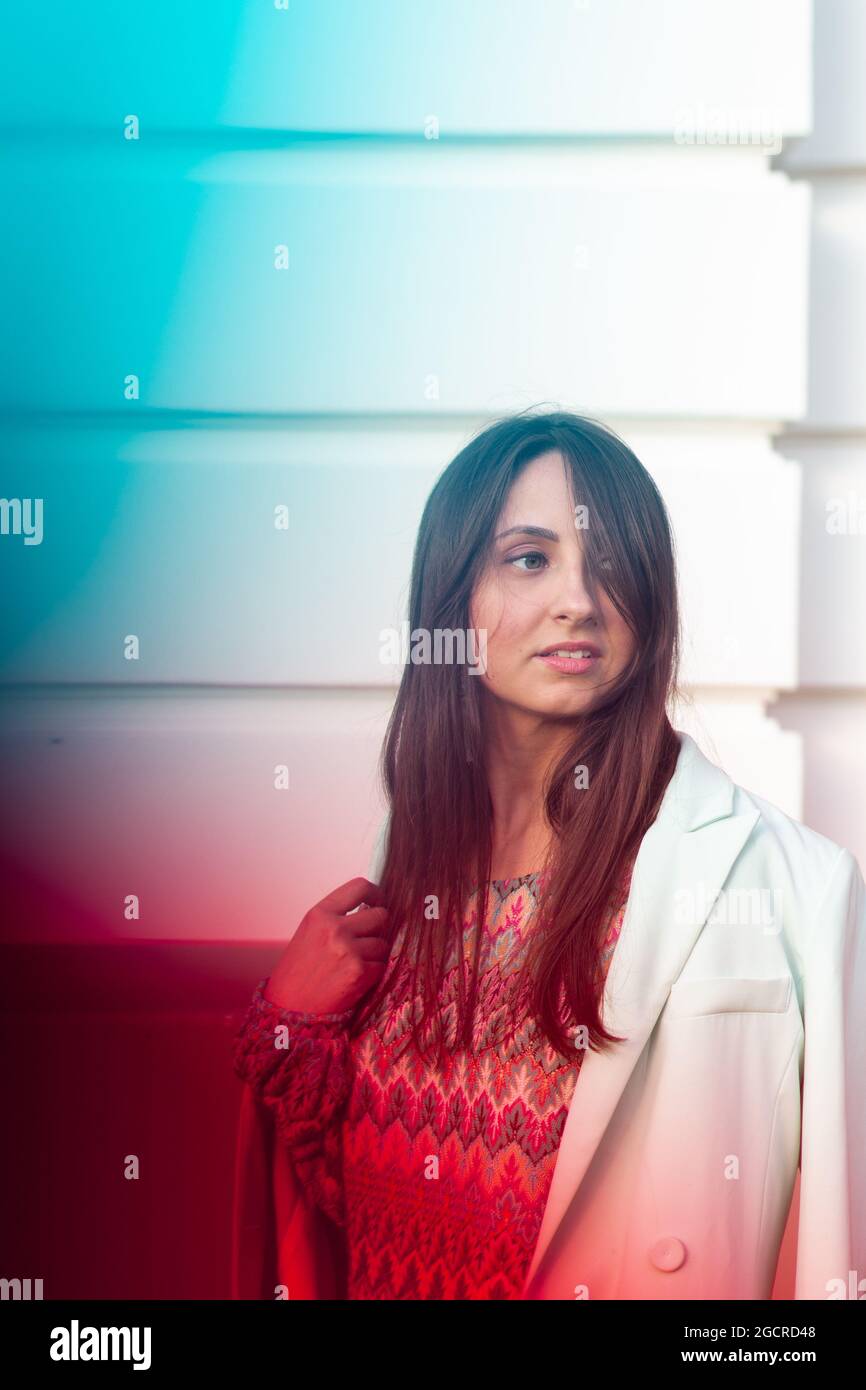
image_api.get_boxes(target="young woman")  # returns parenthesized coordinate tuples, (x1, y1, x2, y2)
(232, 409, 866, 1301)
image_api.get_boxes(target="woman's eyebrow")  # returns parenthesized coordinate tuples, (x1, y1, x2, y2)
(495, 525, 560, 542)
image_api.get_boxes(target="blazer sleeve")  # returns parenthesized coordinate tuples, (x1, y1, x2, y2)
(795, 846, 866, 1299)
(230, 1078, 348, 1299)
(232, 980, 354, 1229)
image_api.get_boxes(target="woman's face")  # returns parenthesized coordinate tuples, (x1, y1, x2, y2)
(468, 449, 636, 718)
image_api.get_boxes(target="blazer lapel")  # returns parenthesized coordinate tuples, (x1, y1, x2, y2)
(521, 732, 760, 1295)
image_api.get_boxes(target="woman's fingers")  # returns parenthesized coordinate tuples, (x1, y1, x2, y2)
(319, 876, 387, 914)
(352, 933, 392, 961)
(343, 904, 390, 937)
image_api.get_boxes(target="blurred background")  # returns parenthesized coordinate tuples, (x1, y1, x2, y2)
(1, 0, 864, 1298)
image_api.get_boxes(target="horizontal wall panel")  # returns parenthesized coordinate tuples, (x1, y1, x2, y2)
(629, 432, 801, 689)
(775, 437, 866, 686)
(0, 424, 431, 685)
(0, 146, 809, 417)
(0, 0, 812, 137)
(0, 424, 799, 687)
(770, 693, 866, 873)
(0, 940, 299, 1013)
(672, 694, 802, 820)
(0, 689, 801, 946)
(794, 179, 866, 429)
(0, 689, 392, 945)
(0, 1004, 244, 1297)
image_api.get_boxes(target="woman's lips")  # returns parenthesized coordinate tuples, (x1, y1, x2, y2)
(534, 652, 599, 674)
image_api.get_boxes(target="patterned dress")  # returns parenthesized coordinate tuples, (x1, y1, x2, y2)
(233, 860, 635, 1300)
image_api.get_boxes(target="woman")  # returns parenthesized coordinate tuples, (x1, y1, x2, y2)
(232, 409, 866, 1301)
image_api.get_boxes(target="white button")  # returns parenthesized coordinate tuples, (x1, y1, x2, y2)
(649, 1236, 686, 1271)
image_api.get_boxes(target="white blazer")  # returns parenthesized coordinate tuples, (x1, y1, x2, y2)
(366, 729, 866, 1300)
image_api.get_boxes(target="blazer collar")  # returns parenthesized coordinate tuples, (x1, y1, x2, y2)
(663, 729, 739, 832)
(521, 729, 760, 1295)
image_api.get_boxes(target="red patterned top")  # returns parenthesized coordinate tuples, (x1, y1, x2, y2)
(233, 862, 634, 1300)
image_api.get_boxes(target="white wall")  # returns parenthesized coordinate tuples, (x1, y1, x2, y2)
(774, 0, 866, 871)
(0, 3, 816, 904)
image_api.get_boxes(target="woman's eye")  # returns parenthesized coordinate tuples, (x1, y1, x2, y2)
(505, 550, 611, 575)
(508, 551, 548, 572)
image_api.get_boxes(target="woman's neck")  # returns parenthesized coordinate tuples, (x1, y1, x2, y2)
(482, 707, 574, 878)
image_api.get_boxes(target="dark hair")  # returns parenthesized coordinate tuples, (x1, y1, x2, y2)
(351, 406, 683, 1065)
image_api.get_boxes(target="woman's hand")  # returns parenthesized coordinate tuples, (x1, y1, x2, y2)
(262, 877, 391, 1015)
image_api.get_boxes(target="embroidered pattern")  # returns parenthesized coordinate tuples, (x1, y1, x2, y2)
(233, 861, 634, 1299)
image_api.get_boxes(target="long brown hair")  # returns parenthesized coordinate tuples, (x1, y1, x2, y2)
(351, 407, 683, 1065)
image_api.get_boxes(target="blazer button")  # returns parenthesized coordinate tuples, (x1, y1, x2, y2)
(649, 1236, 686, 1271)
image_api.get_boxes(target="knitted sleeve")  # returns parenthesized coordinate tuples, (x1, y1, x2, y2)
(232, 977, 354, 1228)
